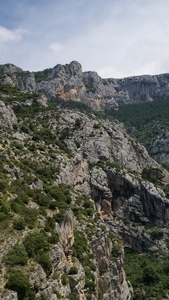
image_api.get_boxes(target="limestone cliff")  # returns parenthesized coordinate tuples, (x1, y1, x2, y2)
(1, 61, 169, 110)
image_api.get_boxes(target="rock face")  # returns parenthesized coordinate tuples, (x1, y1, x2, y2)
(1, 61, 169, 110)
(0, 101, 17, 131)
(91, 234, 133, 300)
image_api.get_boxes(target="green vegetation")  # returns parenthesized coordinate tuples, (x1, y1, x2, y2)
(68, 266, 78, 275)
(61, 273, 69, 285)
(105, 99, 169, 165)
(84, 82, 96, 93)
(4, 243, 28, 266)
(124, 252, 169, 300)
(105, 98, 169, 132)
(141, 167, 164, 186)
(23, 231, 53, 275)
(72, 229, 89, 263)
(49, 96, 93, 114)
(34, 68, 52, 83)
(88, 160, 121, 172)
(0, 196, 11, 221)
(5, 270, 36, 300)
(150, 228, 164, 240)
(23, 231, 49, 258)
(111, 238, 122, 261)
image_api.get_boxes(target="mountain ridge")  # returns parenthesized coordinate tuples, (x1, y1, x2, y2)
(1, 61, 169, 111)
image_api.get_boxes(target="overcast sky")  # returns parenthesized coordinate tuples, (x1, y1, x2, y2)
(0, 0, 169, 78)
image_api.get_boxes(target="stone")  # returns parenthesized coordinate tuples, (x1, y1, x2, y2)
(0, 101, 17, 131)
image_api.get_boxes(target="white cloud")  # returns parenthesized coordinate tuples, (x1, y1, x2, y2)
(97, 66, 123, 79)
(0, 26, 27, 43)
(48, 42, 63, 53)
(1, 0, 169, 77)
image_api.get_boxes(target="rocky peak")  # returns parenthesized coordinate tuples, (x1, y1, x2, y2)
(1, 61, 169, 111)
(0, 63, 23, 74)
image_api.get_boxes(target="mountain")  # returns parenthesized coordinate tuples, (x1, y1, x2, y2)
(1, 62, 169, 299)
(1, 61, 169, 111)
(2, 60, 169, 166)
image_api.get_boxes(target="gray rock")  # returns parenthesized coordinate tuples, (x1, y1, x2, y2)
(0, 101, 17, 131)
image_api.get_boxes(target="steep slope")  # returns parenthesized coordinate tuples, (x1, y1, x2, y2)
(105, 99, 169, 166)
(1, 80, 169, 299)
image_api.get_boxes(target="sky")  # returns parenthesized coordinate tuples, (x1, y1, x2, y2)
(0, 0, 169, 78)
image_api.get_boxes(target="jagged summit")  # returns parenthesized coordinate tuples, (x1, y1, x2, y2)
(1, 61, 169, 111)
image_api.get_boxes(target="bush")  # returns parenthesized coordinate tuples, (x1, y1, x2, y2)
(44, 217, 55, 232)
(61, 273, 69, 285)
(72, 230, 89, 264)
(68, 266, 78, 275)
(35, 253, 52, 274)
(5, 270, 33, 300)
(4, 243, 28, 266)
(69, 292, 79, 300)
(21, 207, 38, 229)
(13, 218, 26, 230)
(111, 238, 122, 261)
(0, 180, 6, 192)
(85, 279, 96, 293)
(143, 265, 160, 284)
(54, 210, 66, 223)
(0, 197, 10, 217)
(142, 167, 163, 185)
(150, 228, 163, 240)
(23, 231, 49, 258)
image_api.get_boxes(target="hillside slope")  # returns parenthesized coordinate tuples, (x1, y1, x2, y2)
(1, 80, 169, 299)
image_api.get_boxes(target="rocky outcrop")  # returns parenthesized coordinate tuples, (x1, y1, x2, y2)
(0, 291, 18, 300)
(91, 233, 133, 300)
(90, 166, 169, 253)
(0, 101, 17, 131)
(1, 61, 169, 110)
(146, 131, 169, 164)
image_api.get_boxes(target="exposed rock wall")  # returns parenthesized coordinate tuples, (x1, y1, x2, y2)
(1, 61, 169, 110)
(0, 101, 17, 131)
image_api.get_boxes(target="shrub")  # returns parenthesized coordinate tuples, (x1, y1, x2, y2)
(61, 273, 69, 285)
(23, 231, 49, 258)
(5, 270, 34, 300)
(143, 265, 160, 284)
(142, 167, 163, 185)
(35, 253, 52, 274)
(44, 217, 55, 232)
(72, 230, 89, 264)
(22, 207, 38, 228)
(69, 292, 79, 300)
(111, 238, 122, 261)
(0, 197, 10, 216)
(4, 243, 28, 266)
(0, 180, 6, 192)
(85, 279, 96, 293)
(54, 211, 66, 223)
(68, 266, 78, 275)
(13, 218, 26, 230)
(150, 228, 164, 240)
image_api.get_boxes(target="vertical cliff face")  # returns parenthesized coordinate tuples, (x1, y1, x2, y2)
(1, 61, 169, 110)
